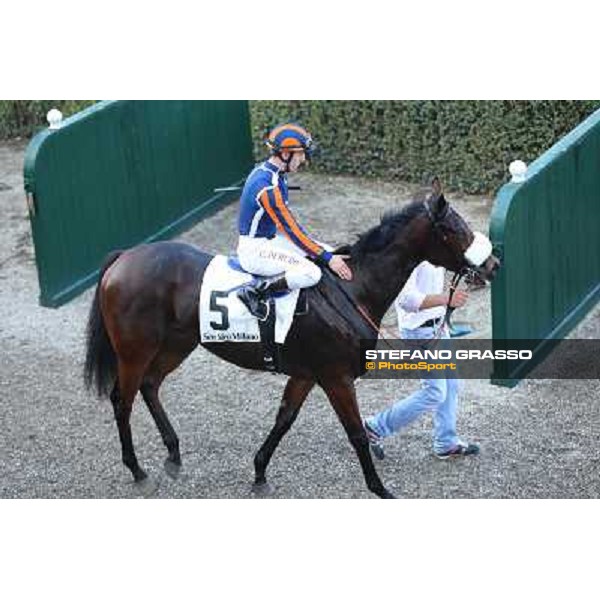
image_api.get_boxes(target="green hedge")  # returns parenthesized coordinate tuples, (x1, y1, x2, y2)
(4, 101, 599, 195)
(250, 101, 600, 194)
(0, 100, 96, 139)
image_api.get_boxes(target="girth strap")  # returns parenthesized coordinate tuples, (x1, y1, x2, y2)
(257, 296, 279, 372)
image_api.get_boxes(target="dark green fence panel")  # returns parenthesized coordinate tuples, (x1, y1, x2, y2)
(24, 100, 253, 307)
(490, 108, 600, 386)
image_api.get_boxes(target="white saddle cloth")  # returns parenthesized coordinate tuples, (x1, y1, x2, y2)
(199, 255, 301, 344)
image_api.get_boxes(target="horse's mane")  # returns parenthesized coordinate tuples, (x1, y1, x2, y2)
(338, 201, 423, 259)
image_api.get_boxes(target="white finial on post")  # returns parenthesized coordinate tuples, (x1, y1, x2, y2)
(47, 108, 63, 130)
(509, 160, 527, 183)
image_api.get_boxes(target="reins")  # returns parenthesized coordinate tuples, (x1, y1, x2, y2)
(325, 197, 472, 348)
(326, 278, 398, 349)
(328, 268, 467, 349)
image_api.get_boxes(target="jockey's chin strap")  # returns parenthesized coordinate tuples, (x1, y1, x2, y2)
(276, 150, 296, 172)
(279, 153, 293, 172)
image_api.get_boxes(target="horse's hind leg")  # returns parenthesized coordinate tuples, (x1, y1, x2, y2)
(112, 361, 149, 483)
(320, 375, 395, 499)
(140, 378, 181, 479)
(253, 376, 315, 495)
(139, 341, 199, 479)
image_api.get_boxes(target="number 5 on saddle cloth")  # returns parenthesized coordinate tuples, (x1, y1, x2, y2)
(199, 255, 308, 371)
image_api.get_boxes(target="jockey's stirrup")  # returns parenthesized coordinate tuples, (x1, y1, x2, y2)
(238, 276, 288, 320)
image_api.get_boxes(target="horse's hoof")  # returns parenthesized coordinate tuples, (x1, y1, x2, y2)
(380, 488, 396, 499)
(251, 482, 274, 497)
(164, 458, 181, 480)
(132, 466, 148, 483)
(134, 477, 158, 497)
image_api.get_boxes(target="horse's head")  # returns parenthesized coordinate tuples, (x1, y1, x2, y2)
(419, 178, 500, 281)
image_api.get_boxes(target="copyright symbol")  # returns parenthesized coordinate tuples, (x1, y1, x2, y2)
(366, 362, 375, 370)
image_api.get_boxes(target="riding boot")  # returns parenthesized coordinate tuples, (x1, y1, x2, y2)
(238, 276, 288, 319)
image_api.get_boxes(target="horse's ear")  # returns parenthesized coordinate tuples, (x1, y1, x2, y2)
(430, 176, 448, 215)
(431, 176, 442, 199)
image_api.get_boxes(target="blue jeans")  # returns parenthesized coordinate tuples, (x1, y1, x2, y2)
(366, 327, 461, 454)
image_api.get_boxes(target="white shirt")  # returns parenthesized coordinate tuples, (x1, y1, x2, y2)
(394, 261, 446, 330)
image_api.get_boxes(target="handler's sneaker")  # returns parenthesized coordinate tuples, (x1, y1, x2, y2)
(435, 442, 480, 460)
(364, 420, 385, 460)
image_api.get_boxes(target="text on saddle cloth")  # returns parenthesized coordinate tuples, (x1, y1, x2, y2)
(199, 255, 301, 344)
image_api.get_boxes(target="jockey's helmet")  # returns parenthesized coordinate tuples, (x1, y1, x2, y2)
(266, 123, 314, 158)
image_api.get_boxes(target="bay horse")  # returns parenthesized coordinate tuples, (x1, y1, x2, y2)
(84, 187, 499, 498)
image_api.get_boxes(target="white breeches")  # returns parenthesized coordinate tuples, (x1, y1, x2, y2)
(237, 235, 323, 290)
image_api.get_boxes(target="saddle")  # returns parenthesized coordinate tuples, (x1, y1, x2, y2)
(228, 257, 309, 372)
(228, 256, 308, 373)
(200, 256, 309, 373)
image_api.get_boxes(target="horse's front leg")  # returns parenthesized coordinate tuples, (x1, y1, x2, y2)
(320, 374, 395, 499)
(252, 376, 315, 496)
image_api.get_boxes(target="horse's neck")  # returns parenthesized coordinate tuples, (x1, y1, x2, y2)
(353, 242, 424, 324)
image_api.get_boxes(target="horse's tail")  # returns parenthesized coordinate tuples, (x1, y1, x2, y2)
(83, 251, 123, 398)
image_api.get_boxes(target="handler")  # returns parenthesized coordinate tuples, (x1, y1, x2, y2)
(364, 260, 480, 460)
(236, 123, 351, 316)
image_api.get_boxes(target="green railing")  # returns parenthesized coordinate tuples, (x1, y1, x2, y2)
(490, 108, 600, 386)
(24, 100, 253, 307)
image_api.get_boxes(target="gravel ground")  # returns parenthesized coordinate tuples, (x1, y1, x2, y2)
(1, 140, 598, 498)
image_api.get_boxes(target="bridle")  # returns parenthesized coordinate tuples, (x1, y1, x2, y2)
(329, 197, 487, 346)
(422, 197, 472, 331)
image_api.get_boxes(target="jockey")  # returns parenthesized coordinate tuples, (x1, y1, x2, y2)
(237, 123, 352, 316)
